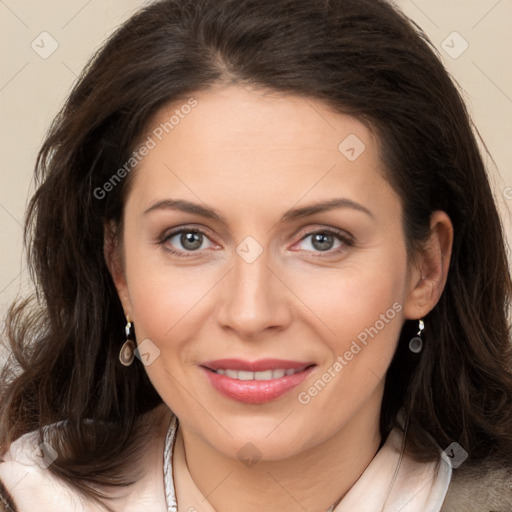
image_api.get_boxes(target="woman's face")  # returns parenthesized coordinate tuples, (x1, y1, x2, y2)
(111, 85, 429, 460)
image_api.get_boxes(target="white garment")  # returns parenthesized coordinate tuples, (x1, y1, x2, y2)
(0, 412, 451, 512)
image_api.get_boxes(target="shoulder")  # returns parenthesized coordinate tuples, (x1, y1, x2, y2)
(0, 405, 173, 512)
(0, 429, 90, 512)
(441, 457, 512, 512)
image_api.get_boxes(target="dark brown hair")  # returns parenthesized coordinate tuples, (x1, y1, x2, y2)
(1, 0, 511, 507)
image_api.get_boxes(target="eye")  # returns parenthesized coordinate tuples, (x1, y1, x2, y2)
(160, 228, 215, 257)
(293, 229, 352, 255)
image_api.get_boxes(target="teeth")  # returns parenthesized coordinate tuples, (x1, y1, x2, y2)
(255, 370, 272, 380)
(215, 368, 299, 380)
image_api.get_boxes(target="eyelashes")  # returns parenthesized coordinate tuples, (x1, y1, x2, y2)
(157, 226, 354, 259)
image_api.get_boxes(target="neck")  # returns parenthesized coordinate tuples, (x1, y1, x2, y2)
(177, 393, 383, 512)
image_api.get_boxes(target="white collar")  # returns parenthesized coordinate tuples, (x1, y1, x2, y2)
(163, 415, 451, 512)
(335, 427, 451, 511)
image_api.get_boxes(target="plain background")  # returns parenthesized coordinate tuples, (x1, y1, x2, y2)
(1, 0, 511, 362)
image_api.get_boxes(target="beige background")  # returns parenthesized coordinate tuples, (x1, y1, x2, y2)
(1, 0, 511, 360)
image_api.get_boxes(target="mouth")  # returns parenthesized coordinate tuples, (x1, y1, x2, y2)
(200, 358, 316, 404)
(212, 368, 304, 380)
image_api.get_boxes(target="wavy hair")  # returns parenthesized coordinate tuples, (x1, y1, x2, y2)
(1, 0, 511, 507)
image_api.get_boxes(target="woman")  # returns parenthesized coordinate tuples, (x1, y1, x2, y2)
(1, 0, 511, 510)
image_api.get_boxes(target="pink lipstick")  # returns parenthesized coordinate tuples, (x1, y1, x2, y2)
(201, 358, 315, 404)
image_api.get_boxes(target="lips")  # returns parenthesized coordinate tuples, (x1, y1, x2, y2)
(200, 358, 315, 404)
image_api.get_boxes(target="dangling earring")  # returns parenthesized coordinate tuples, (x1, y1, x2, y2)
(119, 318, 136, 366)
(408, 319, 424, 353)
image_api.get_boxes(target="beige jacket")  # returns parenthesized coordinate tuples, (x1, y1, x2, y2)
(441, 458, 512, 511)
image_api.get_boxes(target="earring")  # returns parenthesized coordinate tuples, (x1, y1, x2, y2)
(119, 319, 136, 366)
(408, 319, 424, 354)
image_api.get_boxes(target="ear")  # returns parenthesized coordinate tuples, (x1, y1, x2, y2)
(104, 221, 133, 320)
(403, 211, 454, 320)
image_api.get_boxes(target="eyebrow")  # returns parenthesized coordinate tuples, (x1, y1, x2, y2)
(143, 197, 374, 222)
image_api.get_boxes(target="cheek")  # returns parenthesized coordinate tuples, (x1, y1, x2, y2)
(122, 235, 222, 367)
(293, 283, 405, 436)
(291, 247, 408, 400)
(291, 248, 408, 342)
(126, 268, 208, 349)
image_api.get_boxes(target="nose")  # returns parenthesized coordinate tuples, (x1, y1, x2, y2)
(216, 244, 293, 340)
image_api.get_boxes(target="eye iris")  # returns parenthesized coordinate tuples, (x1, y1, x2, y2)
(312, 233, 334, 251)
(181, 231, 203, 250)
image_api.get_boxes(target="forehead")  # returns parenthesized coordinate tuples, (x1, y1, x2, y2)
(146, 85, 374, 158)
(126, 85, 398, 221)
